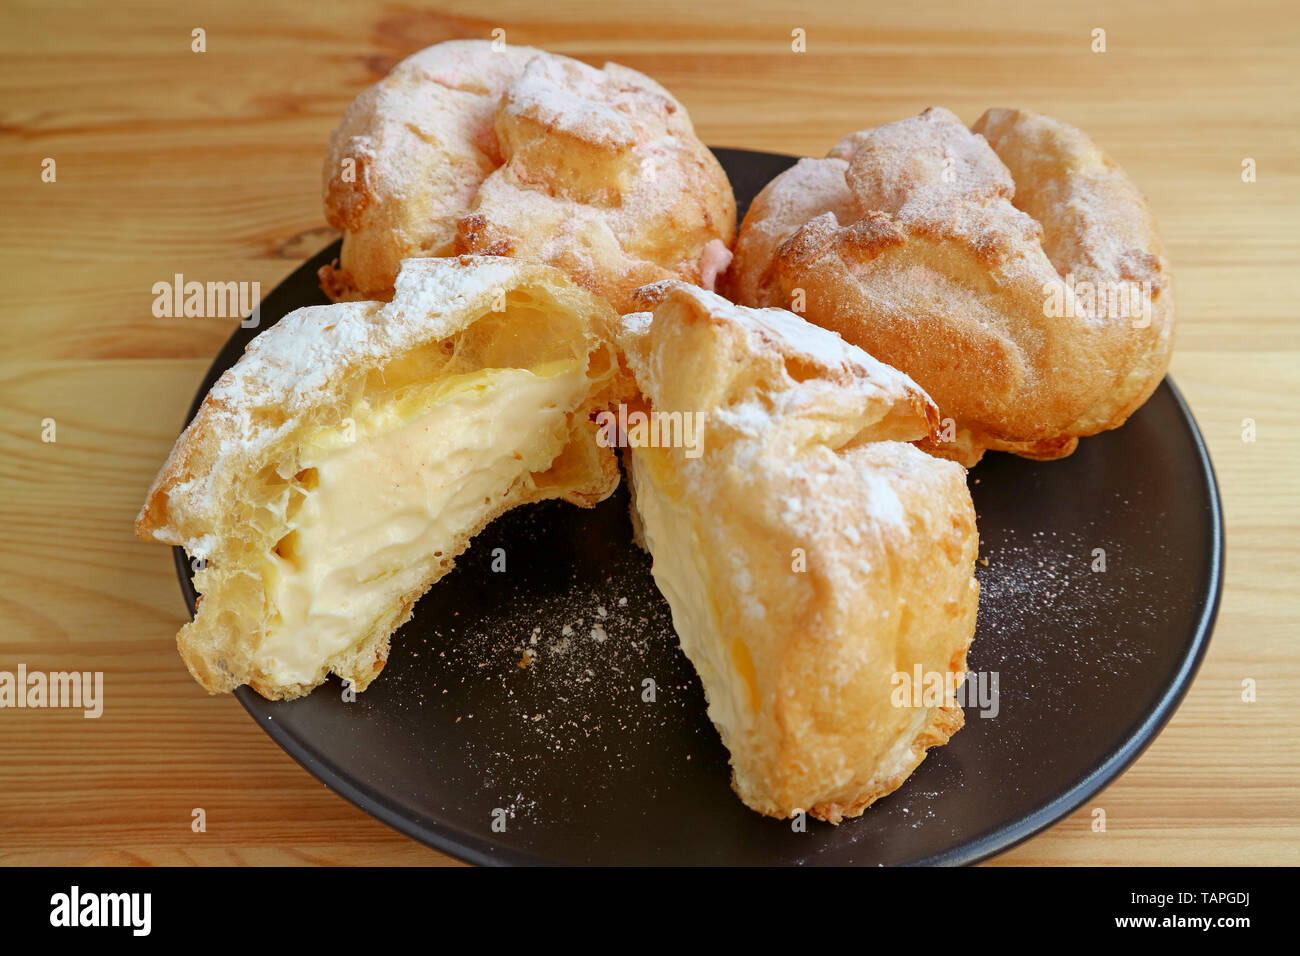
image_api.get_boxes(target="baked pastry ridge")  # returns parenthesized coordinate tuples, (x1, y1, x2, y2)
(320, 40, 736, 313)
(725, 106, 1174, 466)
(136, 256, 628, 700)
(619, 281, 979, 822)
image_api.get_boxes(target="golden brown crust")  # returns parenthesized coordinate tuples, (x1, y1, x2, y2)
(726, 106, 1175, 466)
(620, 282, 979, 821)
(321, 40, 736, 313)
(137, 256, 631, 699)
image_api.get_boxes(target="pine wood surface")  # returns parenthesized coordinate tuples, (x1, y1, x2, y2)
(1, 0, 1296, 865)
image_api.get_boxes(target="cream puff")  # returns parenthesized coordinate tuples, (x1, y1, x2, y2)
(320, 40, 736, 313)
(726, 107, 1174, 466)
(618, 280, 980, 821)
(137, 256, 628, 699)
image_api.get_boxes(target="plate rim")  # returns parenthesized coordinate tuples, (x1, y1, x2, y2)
(922, 373, 1223, 865)
(168, 147, 1224, 866)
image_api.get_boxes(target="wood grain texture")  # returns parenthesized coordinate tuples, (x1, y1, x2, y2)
(1, 0, 1297, 866)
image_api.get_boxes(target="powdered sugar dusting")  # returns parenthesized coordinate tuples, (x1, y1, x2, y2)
(324, 39, 734, 308)
(367, 497, 712, 825)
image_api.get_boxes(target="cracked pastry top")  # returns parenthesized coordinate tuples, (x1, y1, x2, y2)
(725, 107, 1175, 466)
(319, 40, 736, 313)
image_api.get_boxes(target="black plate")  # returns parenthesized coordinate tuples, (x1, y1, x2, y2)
(172, 148, 1222, 865)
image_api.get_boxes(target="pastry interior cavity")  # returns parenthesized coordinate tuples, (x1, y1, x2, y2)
(627, 446, 760, 749)
(258, 361, 583, 685)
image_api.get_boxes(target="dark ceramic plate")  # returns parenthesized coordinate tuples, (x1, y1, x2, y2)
(172, 148, 1222, 865)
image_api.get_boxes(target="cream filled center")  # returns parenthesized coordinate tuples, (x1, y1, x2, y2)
(628, 448, 758, 748)
(255, 361, 585, 685)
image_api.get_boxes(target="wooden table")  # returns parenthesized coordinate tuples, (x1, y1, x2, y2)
(2, 0, 1296, 866)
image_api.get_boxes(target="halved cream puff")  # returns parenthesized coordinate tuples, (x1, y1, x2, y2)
(619, 281, 980, 822)
(137, 256, 628, 699)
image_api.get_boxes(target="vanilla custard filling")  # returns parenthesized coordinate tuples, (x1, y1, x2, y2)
(628, 448, 756, 748)
(256, 361, 585, 685)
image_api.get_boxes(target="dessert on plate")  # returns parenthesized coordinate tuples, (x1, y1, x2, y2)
(618, 281, 980, 821)
(320, 39, 736, 313)
(136, 256, 628, 699)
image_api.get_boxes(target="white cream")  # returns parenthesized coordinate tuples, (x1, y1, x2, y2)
(255, 364, 584, 686)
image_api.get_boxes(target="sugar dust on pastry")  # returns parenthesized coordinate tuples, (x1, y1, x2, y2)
(618, 281, 980, 822)
(726, 106, 1174, 466)
(320, 40, 736, 313)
